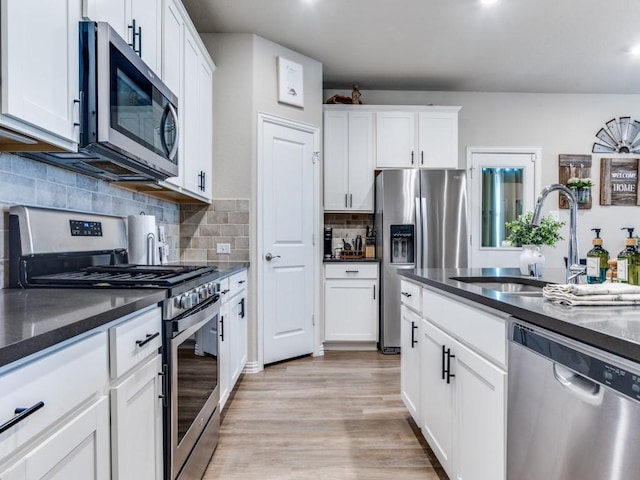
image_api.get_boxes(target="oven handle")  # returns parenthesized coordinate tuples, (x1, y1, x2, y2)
(172, 297, 220, 335)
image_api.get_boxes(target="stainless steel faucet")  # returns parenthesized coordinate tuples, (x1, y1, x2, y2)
(531, 183, 585, 284)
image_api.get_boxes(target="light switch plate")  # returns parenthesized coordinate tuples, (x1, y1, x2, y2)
(217, 243, 231, 254)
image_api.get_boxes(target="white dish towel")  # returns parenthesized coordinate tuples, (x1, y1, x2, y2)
(543, 283, 640, 306)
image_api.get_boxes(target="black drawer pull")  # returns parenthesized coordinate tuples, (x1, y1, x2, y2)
(221, 289, 230, 295)
(401, 291, 412, 298)
(136, 332, 160, 347)
(345, 270, 359, 274)
(0, 401, 45, 434)
(238, 280, 246, 284)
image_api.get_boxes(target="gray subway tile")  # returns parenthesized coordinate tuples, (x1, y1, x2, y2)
(36, 180, 67, 208)
(0, 173, 36, 204)
(67, 188, 93, 211)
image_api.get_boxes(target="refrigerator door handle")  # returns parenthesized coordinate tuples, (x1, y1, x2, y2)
(415, 196, 422, 269)
(420, 195, 428, 269)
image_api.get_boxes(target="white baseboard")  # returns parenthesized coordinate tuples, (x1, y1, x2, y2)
(313, 343, 325, 357)
(243, 361, 261, 374)
(323, 341, 378, 351)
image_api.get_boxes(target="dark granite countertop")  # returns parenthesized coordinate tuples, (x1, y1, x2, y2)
(0, 288, 167, 369)
(0, 263, 250, 369)
(400, 267, 640, 364)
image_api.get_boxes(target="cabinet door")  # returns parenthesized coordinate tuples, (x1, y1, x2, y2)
(420, 319, 454, 476)
(130, 0, 161, 72)
(110, 355, 163, 480)
(347, 111, 374, 211)
(2, 0, 81, 143)
(324, 279, 378, 342)
(375, 111, 415, 168)
(454, 340, 506, 480)
(195, 58, 214, 199)
(0, 397, 110, 480)
(219, 301, 231, 409)
(84, 0, 128, 41)
(418, 110, 458, 169)
(323, 111, 349, 211)
(229, 293, 247, 386)
(400, 306, 420, 424)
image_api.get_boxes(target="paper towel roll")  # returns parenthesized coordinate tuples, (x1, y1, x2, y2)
(128, 215, 158, 265)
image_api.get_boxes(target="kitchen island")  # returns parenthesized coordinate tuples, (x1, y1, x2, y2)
(398, 267, 640, 480)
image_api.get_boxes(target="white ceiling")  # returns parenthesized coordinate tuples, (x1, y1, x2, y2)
(181, 0, 640, 95)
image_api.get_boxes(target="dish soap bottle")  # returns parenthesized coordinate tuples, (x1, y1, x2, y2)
(586, 228, 609, 284)
(617, 227, 637, 285)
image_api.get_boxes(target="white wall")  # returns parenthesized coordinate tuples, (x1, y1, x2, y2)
(202, 33, 323, 368)
(325, 89, 640, 270)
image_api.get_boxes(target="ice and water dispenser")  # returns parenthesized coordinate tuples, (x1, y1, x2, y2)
(390, 224, 414, 264)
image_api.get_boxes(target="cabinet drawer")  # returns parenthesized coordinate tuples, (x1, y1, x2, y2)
(400, 279, 422, 312)
(228, 269, 247, 298)
(219, 277, 231, 303)
(325, 263, 378, 279)
(109, 307, 162, 379)
(422, 288, 507, 367)
(0, 332, 108, 460)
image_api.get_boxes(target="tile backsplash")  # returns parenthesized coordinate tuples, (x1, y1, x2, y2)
(180, 199, 250, 263)
(0, 152, 180, 288)
(324, 213, 374, 255)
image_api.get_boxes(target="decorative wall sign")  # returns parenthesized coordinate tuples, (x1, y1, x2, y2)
(558, 154, 592, 209)
(600, 158, 640, 206)
(592, 117, 640, 154)
(277, 57, 304, 107)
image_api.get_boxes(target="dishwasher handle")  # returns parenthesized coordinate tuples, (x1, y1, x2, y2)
(553, 363, 604, 404)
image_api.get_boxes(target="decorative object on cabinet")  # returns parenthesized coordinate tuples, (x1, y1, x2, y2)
(558, 154, 592, 209)
(277, 57, 304, 107)
(600, 158, 640, 205)
(351, 84, 363, 104)
(325, 93, 353, 104)
(592, 117, 640, 154)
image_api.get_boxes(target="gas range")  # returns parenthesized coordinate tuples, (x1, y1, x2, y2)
(8, 206, 220, 320)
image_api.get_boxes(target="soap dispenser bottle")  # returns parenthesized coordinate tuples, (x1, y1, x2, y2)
(586, 228, 609, 284)
(617, 227, 637, 284)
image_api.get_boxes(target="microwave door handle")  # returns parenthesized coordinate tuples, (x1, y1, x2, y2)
(160, 103, 179, 161)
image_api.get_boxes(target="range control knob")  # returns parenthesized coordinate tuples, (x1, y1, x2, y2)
(180, 294, 193, 310)
(632, 383, 640, 394)
(199, 287, 209, 300)
(190, 290, 199, 305)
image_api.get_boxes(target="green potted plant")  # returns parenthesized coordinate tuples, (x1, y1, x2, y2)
(566, 177, 593, 203)
(505, 212, 565, 276)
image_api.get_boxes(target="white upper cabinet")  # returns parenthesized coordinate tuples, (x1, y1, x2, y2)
(84, 0, 162, 73)
(161, 0, 215, 202)
(375, 111, 416, 168)
(375, 106, 461, 169)
(0, 0, 82, 148)
(323, 108, 374, 212)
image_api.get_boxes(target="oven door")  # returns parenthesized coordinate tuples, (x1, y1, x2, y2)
(167, 297, 220, 480)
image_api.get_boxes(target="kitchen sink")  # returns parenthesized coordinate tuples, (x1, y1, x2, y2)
(450, 276, 547, 297)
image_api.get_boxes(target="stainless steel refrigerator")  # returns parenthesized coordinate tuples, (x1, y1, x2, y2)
(375, 169, 468, 354)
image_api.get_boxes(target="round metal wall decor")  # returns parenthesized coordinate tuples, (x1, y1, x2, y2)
(592, 117, 640, 154)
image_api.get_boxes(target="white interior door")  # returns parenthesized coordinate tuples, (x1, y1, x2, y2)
(468, 148, 541, 268)
(261, 117, 316, 365)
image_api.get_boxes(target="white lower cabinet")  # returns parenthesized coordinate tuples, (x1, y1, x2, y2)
(108, 306, 163, 480)
(0, 397, 110, 480)
(110, 354, 163, 480)
(324, 263, 379, 347)
(400, 285, 507, 480)
(219, 269, 249, 410)
(400, 305, 421, 423)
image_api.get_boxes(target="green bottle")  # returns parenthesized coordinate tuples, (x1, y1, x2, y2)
(617, 227, 637, 285)
(586, 228, 609, 284)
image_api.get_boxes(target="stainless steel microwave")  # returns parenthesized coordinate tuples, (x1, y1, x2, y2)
(22, 21, 179, 181)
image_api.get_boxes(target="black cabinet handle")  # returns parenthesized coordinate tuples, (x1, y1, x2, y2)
(345, 270, 359, 274)
(128, 19, 141, 56)
(401, 291, 412, 298)
(238, 280, 246, 284)
(411, 151, 414, 164)
(445, 347, 456, 384)
(221, 289, 230, 295)
(136, 332, 160, 348)
(0, 401, 45, 435)
(421, 151, 424, 165)
(239, 298, 245, 318)
(220, 316, 225, 342)
(441, 345, 446, 380)
(410, 321, 418, 348)
(373, 285, 376, 300)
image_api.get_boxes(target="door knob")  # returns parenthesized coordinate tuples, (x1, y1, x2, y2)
(265, 252, 281, 261)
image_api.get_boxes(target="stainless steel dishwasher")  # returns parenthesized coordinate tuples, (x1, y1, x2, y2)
(508, 318, 640, 480)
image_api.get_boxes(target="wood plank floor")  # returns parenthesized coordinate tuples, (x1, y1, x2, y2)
(204, 351, 448, 479)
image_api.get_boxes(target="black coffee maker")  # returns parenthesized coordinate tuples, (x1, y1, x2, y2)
(324, 227, 333, 259)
